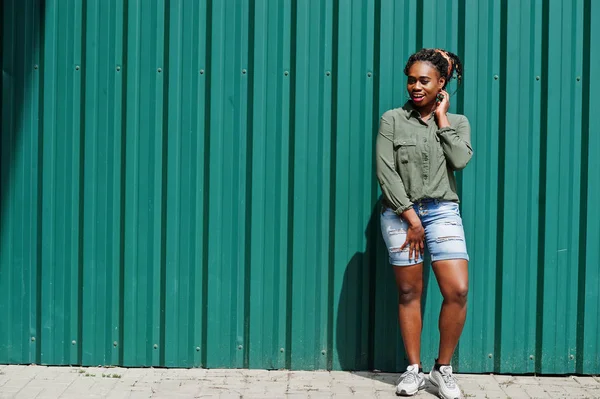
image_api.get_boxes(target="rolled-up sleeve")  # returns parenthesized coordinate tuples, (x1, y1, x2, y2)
(376, 114, 413, 214)
(437, 115, 473, 170)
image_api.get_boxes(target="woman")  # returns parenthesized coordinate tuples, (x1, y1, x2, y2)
(376, 48, 472, 399)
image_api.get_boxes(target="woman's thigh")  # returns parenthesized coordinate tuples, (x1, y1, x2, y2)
(380, 206, 424, 266)
(422, 201, 469, 263)
(432, 259, 468, 298)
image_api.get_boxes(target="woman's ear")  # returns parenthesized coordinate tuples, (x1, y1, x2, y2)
(438, 77, 446, 90)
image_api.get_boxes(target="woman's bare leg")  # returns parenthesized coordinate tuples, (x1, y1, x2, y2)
(393, 263, 425, 365)
(431, 259, 469, 364)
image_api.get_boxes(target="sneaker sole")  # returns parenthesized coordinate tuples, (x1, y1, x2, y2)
(396, 383, 425, 396)
(435, 393, 461, 399)
(428, 375, 460, 399)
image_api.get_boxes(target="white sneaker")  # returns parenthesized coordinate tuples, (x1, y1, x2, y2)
(395, 364, 425, 396)
(429, 364, 462, 399)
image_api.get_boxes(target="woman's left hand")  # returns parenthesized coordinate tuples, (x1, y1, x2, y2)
(435, 89, 450, 117)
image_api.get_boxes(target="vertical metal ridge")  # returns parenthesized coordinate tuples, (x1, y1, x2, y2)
(492, 0, 508, 373)
(535, 0, 550, 374)
(278, 1, 292, 369)
(81, 0, 96, 364)
(118, 0, 129, 366)
(40, 0, 58, 365)
(325, 0, 339, 372)
(122, 0, 139, 366)
(456, 0, 466, 116)
(163, 0, 179, 365)
(77, 0, 88, 366)
(416, 0, 423, 50)
(158, 0, 170, 367)
(247, 0, 262, 367)
(284, 0, 297, 370)
(35, 0, 46, 365)
(575, 0, 591, 375)
(452, 0, 467, 367)
(363, 0, 374, 368)
(200, 0, 212, 369)
(367, 0, 382, 371)
(243, 0, 255, 369)
(192, 1, 206, 367)
(582, 0, 600, 374)
(164, 0, 197, 368)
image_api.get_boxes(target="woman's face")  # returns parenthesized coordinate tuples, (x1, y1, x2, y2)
(406, 61, 445, 109)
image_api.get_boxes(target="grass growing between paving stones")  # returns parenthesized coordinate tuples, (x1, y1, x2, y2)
(73, 368, 120, 378)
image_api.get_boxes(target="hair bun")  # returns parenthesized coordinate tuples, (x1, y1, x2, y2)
(434, 49, 453, 79)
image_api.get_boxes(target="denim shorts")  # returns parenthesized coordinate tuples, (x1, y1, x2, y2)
(380, 199, 469, 266)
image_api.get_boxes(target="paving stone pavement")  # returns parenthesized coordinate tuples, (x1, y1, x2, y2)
(0, 365, 599, 398)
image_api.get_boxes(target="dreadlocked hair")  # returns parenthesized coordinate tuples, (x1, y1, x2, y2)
(403, 48, 463, 89)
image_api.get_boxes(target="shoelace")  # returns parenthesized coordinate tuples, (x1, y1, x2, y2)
(398, 369, 417, 385)
(440, 368, 457, 389)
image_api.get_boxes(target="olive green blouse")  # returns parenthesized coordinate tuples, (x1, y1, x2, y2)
(376, 101, 473, 214)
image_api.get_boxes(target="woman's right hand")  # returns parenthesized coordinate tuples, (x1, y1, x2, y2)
(400, 209, 425, 262)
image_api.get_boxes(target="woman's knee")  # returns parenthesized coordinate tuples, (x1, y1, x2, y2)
(442, 284, 468, 305)
(397, 283, 423, 304)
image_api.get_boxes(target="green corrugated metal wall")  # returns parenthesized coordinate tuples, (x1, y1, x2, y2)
(1, 0, 598, 374)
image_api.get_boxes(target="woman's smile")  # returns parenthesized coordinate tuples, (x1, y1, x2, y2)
(411, 93, 426, 103)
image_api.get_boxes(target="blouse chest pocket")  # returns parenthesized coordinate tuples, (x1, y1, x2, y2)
(393, 137, 417, 165)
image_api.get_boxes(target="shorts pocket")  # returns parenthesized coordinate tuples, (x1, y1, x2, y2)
(436, 201, 460, 216)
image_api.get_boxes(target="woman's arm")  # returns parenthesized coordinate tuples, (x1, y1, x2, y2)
(436, 115, 473, 170)
(376, 113, 413, 214)
(434, 91, 473, 170)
